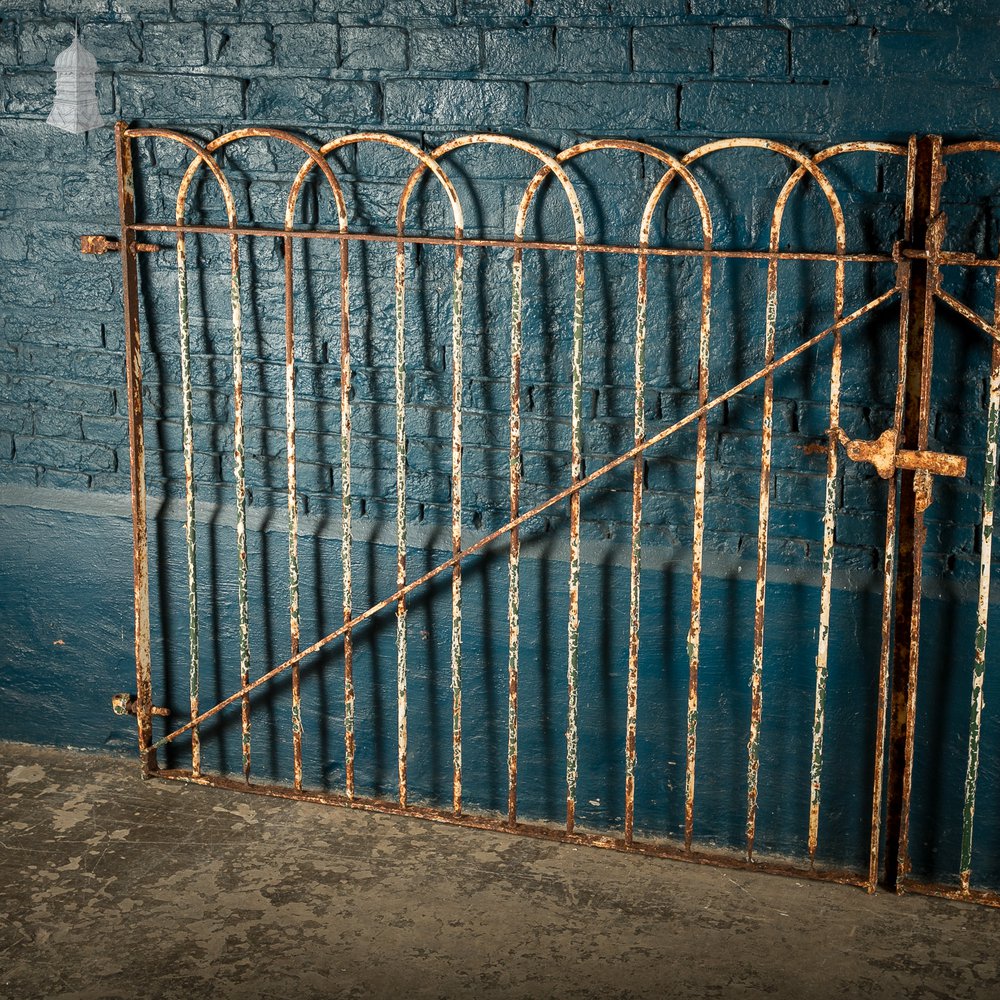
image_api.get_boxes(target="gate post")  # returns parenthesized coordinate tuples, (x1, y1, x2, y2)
(883, 134, 944, 890)
(114, 121, 157, 777)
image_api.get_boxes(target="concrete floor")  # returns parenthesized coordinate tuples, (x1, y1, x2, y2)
(2, 743, 999, 1000)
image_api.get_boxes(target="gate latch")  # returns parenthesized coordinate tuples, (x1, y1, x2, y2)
(837, 428, 967, 512)
(81, 235, 163, 255)
(112, 693, 170, 718)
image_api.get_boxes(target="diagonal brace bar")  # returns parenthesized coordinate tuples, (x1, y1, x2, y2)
(149, 286, 901, 754)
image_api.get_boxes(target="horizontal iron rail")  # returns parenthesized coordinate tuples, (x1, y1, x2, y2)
(151, 283, 901, 753)
(904, 881, 1000, 909)
(151, 766, 869, 889)
(123, 222, 1000, 270)
(125, 222, 893, 264)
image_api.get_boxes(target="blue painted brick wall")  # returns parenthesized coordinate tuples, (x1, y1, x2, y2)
(0, 1, 996, 561)
(3, 1, 1000, 884)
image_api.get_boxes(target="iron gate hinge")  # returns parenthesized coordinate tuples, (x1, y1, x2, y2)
(81, 234, 164, 255)
(836, 428, 967, 512)
(112, 693, 169, 718)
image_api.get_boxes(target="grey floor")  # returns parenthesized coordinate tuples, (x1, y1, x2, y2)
(2, 742, 998, 999)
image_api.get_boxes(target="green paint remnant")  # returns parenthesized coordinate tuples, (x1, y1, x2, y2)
(960, 346, 1000, 887)
(177, 233, 200, 773)
(394, 243, 409, 806)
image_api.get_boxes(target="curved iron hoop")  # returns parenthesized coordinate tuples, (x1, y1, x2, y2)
(410, 133, 586, 244)
(289, 131, 466, 237)
(126, 128, 238, 228)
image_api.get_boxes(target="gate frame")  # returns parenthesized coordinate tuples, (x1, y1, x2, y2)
(87, 123, 1000, 906)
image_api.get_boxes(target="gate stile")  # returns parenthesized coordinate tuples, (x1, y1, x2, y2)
(90, 122, 1000, 906)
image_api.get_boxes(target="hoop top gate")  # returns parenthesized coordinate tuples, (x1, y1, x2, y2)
(89, 125, 1000, 908)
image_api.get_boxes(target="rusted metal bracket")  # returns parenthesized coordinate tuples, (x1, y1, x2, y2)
(81, 234, 163, 255)
(900, 246, 980, 267)
(838, 428, 967, 481)
(839, 428, 966, 515)
(112, 693, 169, 718)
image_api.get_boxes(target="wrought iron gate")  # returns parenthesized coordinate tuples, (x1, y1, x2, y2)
(87, 123, 1000, 906)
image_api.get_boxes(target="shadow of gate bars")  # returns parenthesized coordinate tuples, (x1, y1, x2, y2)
(87, 122, 1000, 907)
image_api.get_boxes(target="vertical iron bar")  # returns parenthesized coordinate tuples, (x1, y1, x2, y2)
(959, 274, 1000, 891)
(808, 257, 846, 863)
(451, 242, 465, 816)
(884, 134, 944, 892)
(176, 223, 200, 777)
(566, 248, 586, 834)
(869, 138, 919, 892)
(231, 228, 251, 784)
(746, 256, 779, 860)
(395, 240, 409, 808)
(150, 292, 901, 759)
(507, 244, 524, 827)
(625, 247, 647, 845)
(284, 234, 303, 790)
(115, 121, 156, 777)
(340, 237, 355, 801)
(685, 249, 713, 851)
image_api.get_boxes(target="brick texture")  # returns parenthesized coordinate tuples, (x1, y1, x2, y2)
(1, 2, 998, 575)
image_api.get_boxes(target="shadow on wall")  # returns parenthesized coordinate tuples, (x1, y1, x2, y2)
(3, 131, 999, 889)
